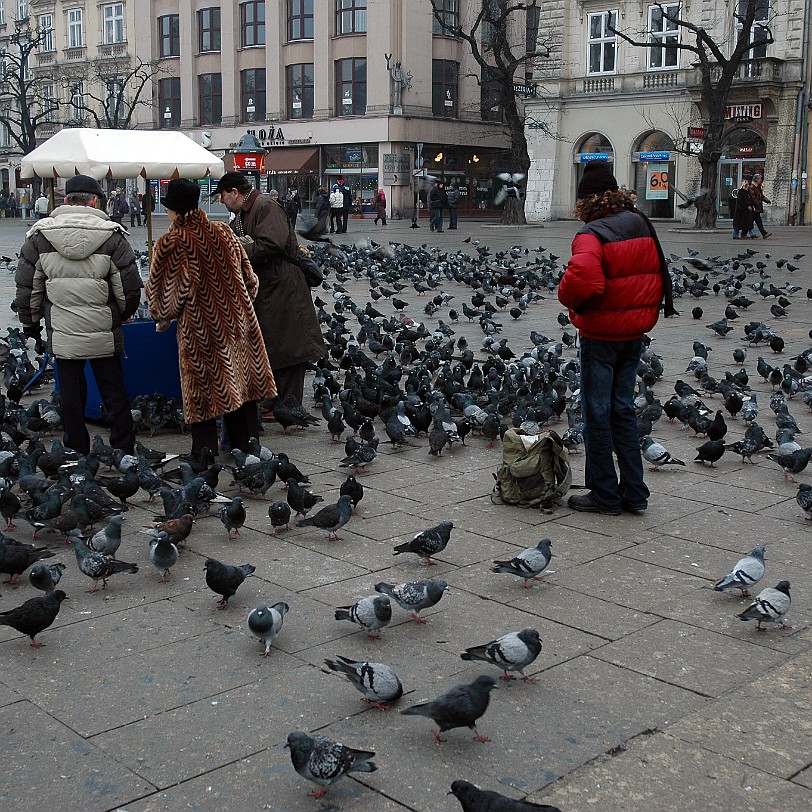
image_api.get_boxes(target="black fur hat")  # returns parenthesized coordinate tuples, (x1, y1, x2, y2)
(577, 160, 618, 199)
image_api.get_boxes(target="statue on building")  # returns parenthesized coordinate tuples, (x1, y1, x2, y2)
(385, 54, 412, 115)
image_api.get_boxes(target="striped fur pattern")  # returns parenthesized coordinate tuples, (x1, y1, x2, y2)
(146, 209, 276, 423)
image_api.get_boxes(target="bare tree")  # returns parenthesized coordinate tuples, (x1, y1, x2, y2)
(0, 22, 59, 156)
(432, 0, 551, 224)
(610, 1, 773, 229)
(62, 57, 163, 130)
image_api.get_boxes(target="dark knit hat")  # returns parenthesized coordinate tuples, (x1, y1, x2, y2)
(577, 160, 618, 199)
(160, 179, 200, 214)
(65, 174, 104, 197)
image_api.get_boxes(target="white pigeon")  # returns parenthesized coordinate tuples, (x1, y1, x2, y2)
(641, 436, 685, 470)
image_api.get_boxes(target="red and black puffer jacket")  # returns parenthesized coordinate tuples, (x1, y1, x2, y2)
(558, 209, 663, 341)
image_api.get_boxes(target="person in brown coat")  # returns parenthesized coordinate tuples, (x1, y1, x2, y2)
(145, 179, 276, 456)
(749, 174, 772, 238)
(731, 179, 755, 239)
(373, 189, 387, 225)
(211, 172, 324, 407)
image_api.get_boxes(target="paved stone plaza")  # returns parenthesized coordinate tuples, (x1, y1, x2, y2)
(0, 212, 810, 811)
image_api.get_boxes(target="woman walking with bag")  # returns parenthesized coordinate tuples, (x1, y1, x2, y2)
(373, 189, 387, 225)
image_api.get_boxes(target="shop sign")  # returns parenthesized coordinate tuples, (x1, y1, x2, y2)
(725, 103, 762, 120)
(232, 153, 265, 172)
(579, 153, 610, 162)
(646, 168, 669, 200)
(382, 154, 411, 186)
(639, 151, 670, 161)
(687, 126, 706, 140)
(737, 145, 755, 154)
(513, 82, 537, 97)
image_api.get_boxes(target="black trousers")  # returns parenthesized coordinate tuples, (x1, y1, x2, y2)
(190, 401, 260, 456)
(752, 211, 768, 236)
(330, 209, 342, 232)
(270, 363, 307, 405)
(341, 209, 350, 232)
(57, 356, 135, 455)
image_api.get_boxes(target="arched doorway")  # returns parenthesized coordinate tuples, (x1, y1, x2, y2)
(632, 131, 676, 218)
(573, 133, 614, 200)
(717, 129, 766, 219)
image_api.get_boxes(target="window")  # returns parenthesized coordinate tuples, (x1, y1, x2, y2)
(336, 0, 366, 34)
(335, 57, 366, 116)
(737, 0, 770, 60)
(288, 0, 313, 41)
(526, 4, 540, 54)
(648, 4, 679, 69)
(41, 84, 56, 121)
(287, 63, 314, 119)
(480, 65, 502, 121)
(158, 15, 180, 58)
(587, 11, 617, 74)
(432, 0, 459, 35)
(70, 81, 84, 120)
(199, 7, 221, 52)
(38, 14, 55, 52)
(199, 72, 222, 125)
(158, 76, 180, 128)
(105, 78, 124, 119)
(241, 2, 265, 46)
(0, 2, 5, 26)
(241, 68, 266, 122)
(103, 4, 125, 44)
(432, 59, 458, 117)
(17, 0, 26, 20)
(67, 8, 84, 48)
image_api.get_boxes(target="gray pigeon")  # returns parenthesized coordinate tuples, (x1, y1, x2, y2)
(765, 447, 812, 482)
(87, 515, 124, 557)
(738, 580, 792, 630)
(285, 730, 377, 798)
(449, 779, 562, 811)
(324, 655, 403, 709)
(69, 535, 138, 593)
(714, 545, 766, 596)
(797, 483, 812, 519)
(641, 436, 685, 470)
(334, 594, 391, 638)
(374, 578, 448, 623)
(392, 521, 454, 565)
(401, 674, 497, 742)
(28, 562, 66, 595)
(218, 496, 246, 540)
(492, 540, 552, 588)
(295, 494, 353, 540)
(247, 601, 289, 656)
(461, 628, 542, 681)
(149, 531, 179, 582)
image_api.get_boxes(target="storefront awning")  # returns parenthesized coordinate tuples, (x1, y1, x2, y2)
(264, 146, 319, 174)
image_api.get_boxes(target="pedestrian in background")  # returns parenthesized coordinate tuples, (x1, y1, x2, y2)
(731, 178, 755, 239)
(559, 160, 674, 516)
(146, 179, 275, 457)
(15, 174, 141, 455)
(314, 185, 330, 233)
(749, 174, 772, 239)
(34, 192, 49, 219)
(337, 177, 352, 234)
(445, 183, 459, 229)
(129, 188, 142, 227)
(428, 180, 445, 232)
(329, 184, 343, 233)
(284, 185, 302, 228)
(111, 187, 129, 225)
(373, 188, 387, 225)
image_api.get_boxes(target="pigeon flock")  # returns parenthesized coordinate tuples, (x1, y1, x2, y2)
(0, 230, 810, 807)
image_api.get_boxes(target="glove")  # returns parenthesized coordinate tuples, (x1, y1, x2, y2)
(23, 324, 41, 340)
(236, 235, 254, 246)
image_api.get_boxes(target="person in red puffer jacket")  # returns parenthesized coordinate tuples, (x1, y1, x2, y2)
(559, 160, 675, 516)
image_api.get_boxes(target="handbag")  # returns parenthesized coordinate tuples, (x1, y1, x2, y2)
(297, 253, 324, 287)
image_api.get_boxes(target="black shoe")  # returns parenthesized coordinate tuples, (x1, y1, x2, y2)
(762, 231, 772, 239)
(622, 502, 648, 514)
(567, 493, 622, 516)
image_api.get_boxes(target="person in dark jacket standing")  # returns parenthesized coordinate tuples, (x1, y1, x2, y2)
(559, 161, 673, 515)
(373, 189, 387, 225)
(749, 174, 772, 238)
(731, 179, 755, 239)
(338, 177, 352, 234)
(283, 186, 302, 228)
(212, 172, 324, 407)
(313, 186, 330, 233)
(428, 180, 445, 232)
(15, 174, 141, 455)
(445, 183, 460, 228)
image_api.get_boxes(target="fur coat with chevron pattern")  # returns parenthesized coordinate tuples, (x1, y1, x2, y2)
(145, 209, 276, 424)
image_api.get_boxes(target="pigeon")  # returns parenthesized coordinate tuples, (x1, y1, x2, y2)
(87, 515, 125, 557)
(285, 730, 377, 798)
(339, 474, 364, 514)
(69, 536, 138, 592)
(268, 501, 292, 535)
(334, 594, 392, 638)
(324, 655, 403, 709)
(218, 496, 246, 540)
(152, 513, 195, 548)
(295, 494, 354, 540)
(149, 532, 179, 583)
(713, 545, 766, 597)
(28, 561, 66, 594)
(203, 558, 255, 609)
(640, 436, 685, 470)
(0, 539, 55, 584)
(460, 628, 542, 681)
(247, 601, 289, 656)
(285, 478, 323, 519)
(797, 483, 812, 520)
(401, 674, 497, 743)
(765, 447, 812, 482)
(694, 438, 726, 467)
(449, 780, 562, 811)
(392, 521, 454, 565)
(737, 580, 792, 630)
(0, 589, 67, 647)
(375, 578, 448, 623)
(492, 540, 552, 588)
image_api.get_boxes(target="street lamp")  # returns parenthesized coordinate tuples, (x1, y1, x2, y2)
(246, 97, 255, 122)
(163, 106, 171, 128)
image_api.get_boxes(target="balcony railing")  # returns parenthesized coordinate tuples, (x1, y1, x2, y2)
(64, 47, 87, 62)
(98, 42, 128, 59)
(582, 76, 614, 93)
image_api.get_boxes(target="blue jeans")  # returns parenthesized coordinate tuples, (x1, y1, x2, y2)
(430, 208, 443, 231)
(579, 336, 649, 511)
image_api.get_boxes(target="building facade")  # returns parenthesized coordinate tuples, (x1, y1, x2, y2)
(525, 1, 807, 225)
